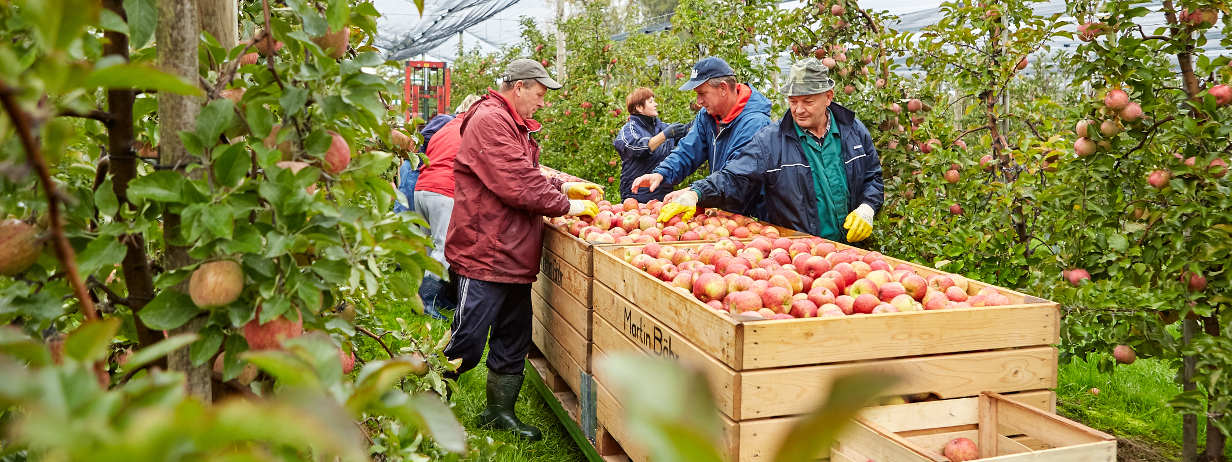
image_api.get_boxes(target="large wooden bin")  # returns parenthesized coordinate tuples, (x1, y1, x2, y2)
(832, 392, 1116, 461)
(530, 224, 596, 398)
(588, 238, 1062, 461)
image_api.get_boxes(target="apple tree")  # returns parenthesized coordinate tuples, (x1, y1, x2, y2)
(1041, 0, 1232, 458)
(0, 0, 475, 458)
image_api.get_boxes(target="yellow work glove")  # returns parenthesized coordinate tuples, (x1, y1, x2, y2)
(843, 204, 876, 243)
(657, 188, 698, 223)
(567, 200, 599, 218)
(562, 182, 603, 200)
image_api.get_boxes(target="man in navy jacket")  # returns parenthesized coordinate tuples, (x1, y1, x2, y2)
(629, 57, 772, 216)
(659, 58, 883, 244)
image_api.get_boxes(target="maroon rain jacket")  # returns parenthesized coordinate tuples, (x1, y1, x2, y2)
(446, 89, 571, 284)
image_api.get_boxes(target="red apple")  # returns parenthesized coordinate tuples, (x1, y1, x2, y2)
(922, 290, 949, 310)
(693, 272, 728, 302)
(1104, 89, 1129, 111)
(846, 278, 878, 297)
(834, 295, 856, 315)
(761, 286, 793, 314)
(878, 281, 907, 302)
(945, 286, 969, 302)
(1113, 344, 1136, 364)
(1147, 169, 1170, 189)
(900, 274, 928, 300)
(1064, 268, 1090, 286)
(926, 274, 955, 292)
(1210, 84, 1232, 106)
(943, 437, 979, 461)
(789, 299, 819, 318)
(852, 293, 880, 314)
(724, 290, 763, 313)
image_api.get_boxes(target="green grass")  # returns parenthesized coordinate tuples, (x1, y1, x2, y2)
(1056, 354, 1231, 460)
(364, 286, 583, 462)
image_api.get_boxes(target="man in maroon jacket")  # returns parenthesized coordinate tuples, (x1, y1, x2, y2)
(444, 59, 601, 440)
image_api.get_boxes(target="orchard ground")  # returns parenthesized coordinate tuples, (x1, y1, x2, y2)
(371, 274, 1225, 461)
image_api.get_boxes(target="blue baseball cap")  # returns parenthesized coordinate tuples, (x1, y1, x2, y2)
(679, 57, 736, 91)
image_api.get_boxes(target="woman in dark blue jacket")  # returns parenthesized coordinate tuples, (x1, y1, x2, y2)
(613, 88, 689, 202)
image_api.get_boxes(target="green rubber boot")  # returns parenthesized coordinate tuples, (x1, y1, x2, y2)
(477, 372, 542, 441)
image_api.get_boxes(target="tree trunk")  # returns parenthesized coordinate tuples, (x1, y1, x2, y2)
(103, 0, 162, 356)
(198, 0, 237, 49)
(158, 0, 209, 400)
(1184, 318, 1199, 461)
(1203, 314, 1226, 461)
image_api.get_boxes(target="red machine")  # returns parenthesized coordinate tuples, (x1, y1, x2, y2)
(404, 60, 452, 123)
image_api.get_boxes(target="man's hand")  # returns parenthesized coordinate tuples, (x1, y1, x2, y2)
(562, 182, 603, 200)
(843, 204, 876, 243)
(630, 173, 664, 194)
(567, 200, 599, 218)
(658, 188, 698, 223)
(662, 123, 689, 139)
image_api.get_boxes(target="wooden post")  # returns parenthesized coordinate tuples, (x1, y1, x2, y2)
(158, 0, 209, 400)
(554, 0, 566, 81)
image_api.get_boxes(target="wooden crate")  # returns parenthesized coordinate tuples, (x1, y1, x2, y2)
(593, 336, 1057, 462)
(833, 392, 1116, 461)
(592, 241, 1060, 371)
(589, 237, 1063, 461)
(531, 225, 597, 398)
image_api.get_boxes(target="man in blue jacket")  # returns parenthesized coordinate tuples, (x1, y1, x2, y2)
(658, 57, 883, 244)
(628, 57, 772, 216)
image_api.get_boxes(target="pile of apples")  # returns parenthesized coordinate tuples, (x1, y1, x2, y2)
(548, 199, 783, 244)
(618, 236, 1014, 321)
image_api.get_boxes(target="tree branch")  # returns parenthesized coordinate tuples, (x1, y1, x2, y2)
(58, 108, 115, 124)
(260, 0, 285, 90)
(954, 123, 991, 142)
(0, 81, 99, 322)
(87, 275, 131, 307)
(357, 325, 395, 358)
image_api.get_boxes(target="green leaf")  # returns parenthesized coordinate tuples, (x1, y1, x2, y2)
(326, 0, 350, 31)
(18, 0, 99, 53)
(242, 349, 322, 389)
(221, 224, 264, 254)
(94, 178, 118, 217)
(121, 333, 199, 377)
(347, 358, 418, 414)
(98, 8, 129, 35)
(0, 326, 51, 366)
(190, 326, 224, 366)
(128, 171, 188, 204)
(85, 63, 201, 96)
(280, 87, 309, 116)
(378, 392, 468, 454)
(64, 318, 121, 362)
(1108, 233, 1129, 253)
(122, 0, 156, 48)
(213, 143, 251, 188)
(246, 104, 275, 139)
(138, 289, 201, 330)
(196, 98, 236, 144)
(75, 237, 126, 277)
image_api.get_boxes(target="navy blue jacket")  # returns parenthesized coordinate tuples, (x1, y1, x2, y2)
(691, 103, 884, 240)
(652, 86, 773, 213)
(614, 114, 681, 202)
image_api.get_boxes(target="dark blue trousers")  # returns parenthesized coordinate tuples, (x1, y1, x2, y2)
(443, 276, 533, 377)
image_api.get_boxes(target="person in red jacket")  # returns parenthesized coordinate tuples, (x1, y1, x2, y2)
(414, 94, 481, 320)
(444, 59, 601, 440)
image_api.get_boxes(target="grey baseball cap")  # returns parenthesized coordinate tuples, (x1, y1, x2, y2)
(502, 58, 562, 90)
(781, 58, 835, 97)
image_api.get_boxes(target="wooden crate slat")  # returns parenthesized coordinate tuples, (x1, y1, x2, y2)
(989, 392, 1116, 447)
(533, 272, 592, 337)
(859, 390, 1054, 433)
(592, 308, 740, 420)
(833, 420, 942, 462)
(543, 223, 593, 276)
(531, 314, 583, 396)
(738, 347, 1057, 419)
(976, 441, 1116, 461)
(593, 247, 741, 366)
(592, 344, 742, 462)
(531, 288, 591, 370)
(541, 247, 592, 307)
(740, 304, 1058, 369)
